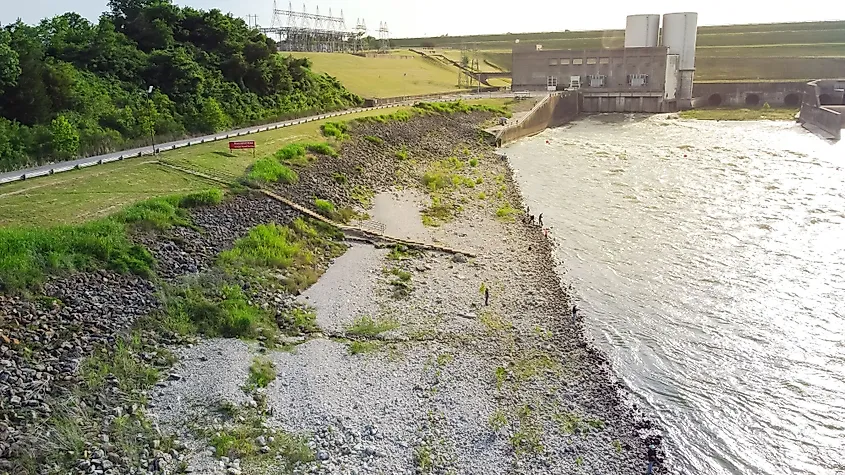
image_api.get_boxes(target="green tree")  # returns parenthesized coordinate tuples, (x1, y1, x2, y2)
(50, 115, 80, 158)
(198, 97, 227, 133)
(0, 30, 21, 95)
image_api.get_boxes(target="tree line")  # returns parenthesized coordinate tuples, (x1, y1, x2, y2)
(0, 0, 362, 172)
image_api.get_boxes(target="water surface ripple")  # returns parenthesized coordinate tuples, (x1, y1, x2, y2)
(506, 115, 845, 475)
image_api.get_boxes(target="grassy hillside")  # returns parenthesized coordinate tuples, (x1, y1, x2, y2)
(289, 51, 469, 98)
(392, 21, 845, 81)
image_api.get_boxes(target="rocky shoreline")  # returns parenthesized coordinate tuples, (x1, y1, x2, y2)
(0, 106, 665, 474)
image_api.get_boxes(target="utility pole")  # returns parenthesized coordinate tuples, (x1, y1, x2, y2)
(146, 86, 156, 155)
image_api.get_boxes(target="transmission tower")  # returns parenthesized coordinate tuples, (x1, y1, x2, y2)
(378, 22, 390, 53)
(354, 18, 367, 52)
(259, 2, 354, 52)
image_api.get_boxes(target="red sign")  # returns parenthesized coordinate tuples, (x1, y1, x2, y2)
(229, 140, 256, 150)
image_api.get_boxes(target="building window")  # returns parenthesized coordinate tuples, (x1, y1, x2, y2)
(547, 76, 558, 89)
(573, 58, 583, 65)
(561, 58, 571, 65)
(549, 59, 559, 66)
(628, 74, 649, 87)
(599, 57, 610, 64)
(589, 75, 606, 87)
(587, 58, 597, 65)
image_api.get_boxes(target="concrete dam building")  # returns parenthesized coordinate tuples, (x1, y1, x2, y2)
(512, 13, 698, 112)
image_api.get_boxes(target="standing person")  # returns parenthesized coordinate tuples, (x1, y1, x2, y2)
(538, 213, 544, 227)
(484, 286, 490, 306)
(572, 305, 578, 319)
(646, 444, 658, 474)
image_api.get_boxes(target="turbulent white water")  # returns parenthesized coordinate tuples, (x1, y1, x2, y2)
(506, 115, 845, 475)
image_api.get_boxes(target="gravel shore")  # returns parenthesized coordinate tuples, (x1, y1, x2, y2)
(1, 107, 665, 474)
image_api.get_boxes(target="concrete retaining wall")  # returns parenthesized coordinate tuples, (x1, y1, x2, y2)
(693, 82, 806, 108)
(798, 80, 843, 140)
(364, 88, 500, 107)
(497, 92, 581, 144)
(582, 93, 671, 113)
(799, 103, 842, 139)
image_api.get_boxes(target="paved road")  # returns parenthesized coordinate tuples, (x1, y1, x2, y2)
(0, 91, 544, 185)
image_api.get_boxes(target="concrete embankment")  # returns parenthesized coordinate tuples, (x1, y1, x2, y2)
(0, 108, 663, 475)
(798, 79, 844, 140)
(495, 92, 582, 145)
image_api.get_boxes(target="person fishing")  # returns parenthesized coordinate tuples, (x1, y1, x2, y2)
(646, 444, 658, 474)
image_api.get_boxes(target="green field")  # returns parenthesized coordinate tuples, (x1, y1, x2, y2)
(391, 20, 845, 81)
(290, 51, 469, 98)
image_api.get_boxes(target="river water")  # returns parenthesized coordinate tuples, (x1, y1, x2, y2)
(505, 115, 845, 475)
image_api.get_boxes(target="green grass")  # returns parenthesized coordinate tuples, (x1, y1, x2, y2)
(158, 279, 277, 341)
(0, 189, 221, 291)
(495, 203, 518, 221)
(489, 409, 508, 431)
(290, 51, 469, 98)
(387, 244, 420, 261)
(80, 334, 162, 395)
(348, 340, 384, 355)
(314, 199, 336, 217)
(346, 315, 400, 337)
(0, 220, 153, 292)
(389, 267, 412, 282)
(247, 157, 298, 184)
(395, 147, 409, 160)
(320, 121, 349, 140)
(332, 172, 348, 185)
(350, 185, 375, 207)
(247, 358, 277, 389)
(209, 414, 313, 467)
(364, 135, 384, 145)
(219, 218, 346, 294)
(680, 107, 798, 121)
(277, 305, 319, 335)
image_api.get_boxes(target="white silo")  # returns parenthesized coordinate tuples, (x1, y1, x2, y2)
(662, 12, 698, 107)
(625, 14, 660, 48)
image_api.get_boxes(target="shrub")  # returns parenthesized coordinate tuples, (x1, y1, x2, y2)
(179, 189, 224, 207)
(469, 158, 479, 167)
(395, 147, 409, 160)
(320, 121, 349, 140)
(496, 203, 518, 221)
(364, 135, 383, 145)
(422, 172, 452, 191)
(275, 144, 307, 164)
(248, 157, 299, 184)
(314, 199, 336, 218)
(305, 143, 338, 158)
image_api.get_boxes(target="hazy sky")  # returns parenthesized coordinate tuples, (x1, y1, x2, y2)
(2, 0, 842, 38)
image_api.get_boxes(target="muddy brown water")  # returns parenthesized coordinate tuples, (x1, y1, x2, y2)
(506, 114, 845, 475)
